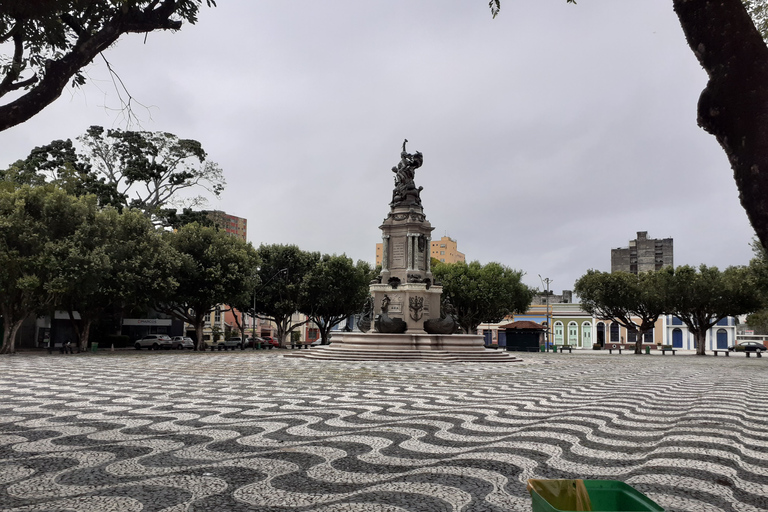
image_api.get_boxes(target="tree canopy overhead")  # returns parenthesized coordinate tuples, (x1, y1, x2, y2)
(0, 0, 216, 132)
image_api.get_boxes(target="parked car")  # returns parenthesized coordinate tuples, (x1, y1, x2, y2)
(729, 341, 767, 352)
(134, 334, 173, 350)
(261, 336, 280, 348)
(205, 337, 244, 350)
(309, 337, 323, 346)
(172, 336, 195, 349)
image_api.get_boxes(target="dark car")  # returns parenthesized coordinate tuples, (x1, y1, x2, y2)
(729, 341, 767, 352)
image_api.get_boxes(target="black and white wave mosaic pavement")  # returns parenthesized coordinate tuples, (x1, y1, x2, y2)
(1, 351, 767, 511)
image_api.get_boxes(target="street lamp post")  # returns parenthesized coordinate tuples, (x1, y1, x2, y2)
(539, 275, 552, 352)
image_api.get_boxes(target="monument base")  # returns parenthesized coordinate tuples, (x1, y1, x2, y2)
(284, 333, 522, 363)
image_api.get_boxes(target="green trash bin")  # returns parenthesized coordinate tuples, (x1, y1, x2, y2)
(540, 345, 546, 352)
(529, 479, 664, 512)
(645, 346, 651, 355)
(91, 342, 98, 353)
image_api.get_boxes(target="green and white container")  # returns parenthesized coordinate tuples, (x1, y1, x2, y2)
(530, 480, 664, 512)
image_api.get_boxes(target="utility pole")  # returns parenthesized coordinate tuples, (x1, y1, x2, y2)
(539, 275, 552, 352)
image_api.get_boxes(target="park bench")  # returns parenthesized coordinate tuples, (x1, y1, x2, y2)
(608, 347, 623, 354)
(712, 350, 730, 357)
(661, 345, 677, 355)
(290, 342, 310, 349)
(557, 345, 573, 354)
(745, 351, 763, 358)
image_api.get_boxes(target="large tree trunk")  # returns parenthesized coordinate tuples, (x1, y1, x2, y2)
(0, 317, 24, 355)
(634, 328, 643, 355)
(674, 0, 768, 249)
(79, 318, 93, 353)
(694, 330, 707, 356)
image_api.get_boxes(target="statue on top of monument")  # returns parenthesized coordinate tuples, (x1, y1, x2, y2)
(390, 139, 424, 208)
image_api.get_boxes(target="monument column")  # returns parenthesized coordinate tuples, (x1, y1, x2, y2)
(381, 235, 390, 272)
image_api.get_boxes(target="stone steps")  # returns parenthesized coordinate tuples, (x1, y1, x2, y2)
(285, 347, 522, 363)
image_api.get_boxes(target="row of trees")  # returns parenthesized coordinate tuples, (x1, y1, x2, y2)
(0, 181, 379, 354)
(575, 262, 766, 356)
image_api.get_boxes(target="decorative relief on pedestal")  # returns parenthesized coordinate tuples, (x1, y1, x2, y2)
(409, 296, 424, 321)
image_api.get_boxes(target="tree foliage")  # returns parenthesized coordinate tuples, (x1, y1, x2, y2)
(4, 127, 225, 226)
(432, 260, 533, 334)
(57, 207, 179, 351)
(574, 270, 668, 354)
(252, 244, 320, 347)
(0, 184, 96, 353)
(157, 223, 259, 350)
(301, 254, 373, 344)
(667, 265, 763, 355)
(0, 0, 216, 131)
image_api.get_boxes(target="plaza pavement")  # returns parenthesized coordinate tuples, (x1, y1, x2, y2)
(0, 349, 767, 512)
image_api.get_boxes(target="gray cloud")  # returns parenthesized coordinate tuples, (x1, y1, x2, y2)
(0, 1, 756, 292)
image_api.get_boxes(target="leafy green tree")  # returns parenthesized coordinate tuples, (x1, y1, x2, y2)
(574, 270, 669, 355)
(58, 208, 179, 351)
(157, 223, 259, 350)
(432, 260, 533, 334)
(746, 236, 768, 332)
(78, 126, 225, 225)
(301, 254, 373, 344)
(0, 0, 216, 131)
(0, 184, 95, 354)
(668, 265, 764, 355)
(253, 244, 320, 347)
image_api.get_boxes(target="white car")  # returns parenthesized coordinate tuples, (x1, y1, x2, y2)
(134, 334, 173, 350)
(172, 336, 195, 349)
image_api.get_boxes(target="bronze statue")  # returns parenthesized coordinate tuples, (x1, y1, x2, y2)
(390, 139, 424, 207)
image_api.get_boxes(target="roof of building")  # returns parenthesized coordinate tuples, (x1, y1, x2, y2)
(498, 320, 546, 330)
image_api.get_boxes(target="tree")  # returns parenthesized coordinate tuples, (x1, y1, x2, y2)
(0, 184, 95, 354)
(491, 1, 768, 254)
(58, 207, 179, 351)
(157, 223, 259, 351)
(0, 0, 216, 132)
(668, 265, 764, 355)
(78, 126, 225, 224)
(574, 270, 668, 355)
(301, 254, 373, 344)
(253, 244, 320, 347)
(432, 260, 533, 334)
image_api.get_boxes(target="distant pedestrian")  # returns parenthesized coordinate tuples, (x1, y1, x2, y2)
(63, 339, 73, 354)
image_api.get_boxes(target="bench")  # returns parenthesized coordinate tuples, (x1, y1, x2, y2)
(557, 345, 573, 354)
(661, 348, 676, 355)
(290, 342, 310, 349)
(712, 349, 729, 357)
(745, 351, 763, 358)
(608, 347, 623, 354)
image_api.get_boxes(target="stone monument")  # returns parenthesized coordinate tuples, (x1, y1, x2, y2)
(286, 141, 520, 363)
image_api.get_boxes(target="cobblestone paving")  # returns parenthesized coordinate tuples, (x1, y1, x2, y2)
(1, 350, 767, 511)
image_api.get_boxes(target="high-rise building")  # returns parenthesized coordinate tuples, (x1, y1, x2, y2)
(206, 210, 247, 242)
(375, 235, 465, 266)
(611, 231, 673, 274)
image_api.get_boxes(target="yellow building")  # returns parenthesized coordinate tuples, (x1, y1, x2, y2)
(375, 235, 466, 266)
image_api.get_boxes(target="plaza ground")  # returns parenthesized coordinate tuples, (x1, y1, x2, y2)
(1, 349, 767, 511)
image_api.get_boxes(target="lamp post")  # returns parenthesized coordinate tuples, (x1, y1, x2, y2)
(539, 275, 552, 352)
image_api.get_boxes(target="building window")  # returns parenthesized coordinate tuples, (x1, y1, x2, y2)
(610, 323, 620, 342)
(642, 328, 654, 344)
(582, 322, 592, 348)
(554, 322, 564, 345)
(568, 322, 578, 345)
(671, 316, 683, 326)
(214, 307, 221, 323)
(308, 328, 319, 341)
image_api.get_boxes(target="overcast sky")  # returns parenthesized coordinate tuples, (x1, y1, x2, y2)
(0, 1, 757, 292)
